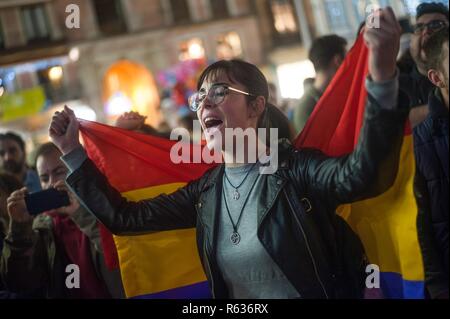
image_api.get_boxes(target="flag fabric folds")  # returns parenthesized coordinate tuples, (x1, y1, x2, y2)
(79, 122, 214, 298)
(295, 35, 424, 298)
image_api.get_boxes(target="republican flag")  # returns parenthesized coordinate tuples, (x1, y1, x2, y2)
(79, 122, 215, 298)
(295, 34, 424, 298)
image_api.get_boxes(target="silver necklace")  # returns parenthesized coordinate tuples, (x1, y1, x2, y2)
(222, 173, 259, 245)
(223, 162, 257, 200)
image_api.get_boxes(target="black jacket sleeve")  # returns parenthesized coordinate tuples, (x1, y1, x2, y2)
(294, 93, 409, 205)
(66, 159, 204, 235)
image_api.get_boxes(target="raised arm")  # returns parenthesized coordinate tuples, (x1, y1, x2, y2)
(49, 107, 200, 235)
(293, 8, 409, 204)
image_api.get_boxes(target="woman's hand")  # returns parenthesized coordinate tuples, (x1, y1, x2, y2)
(49, 105, 82, 155)
(364, 7, 402, 82)
(7, 187, 33, 223)
(115, 111, 147, 131)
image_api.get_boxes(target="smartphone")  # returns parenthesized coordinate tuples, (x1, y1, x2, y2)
(25, 188, 71, 216)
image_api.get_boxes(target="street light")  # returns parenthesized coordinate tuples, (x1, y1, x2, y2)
(69, 47, 80, 62)
(48, 66, 63, 82)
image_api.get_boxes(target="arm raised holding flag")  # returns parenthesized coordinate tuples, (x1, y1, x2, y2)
(364, 7, 401, 83)
(295, 7, 406, 204)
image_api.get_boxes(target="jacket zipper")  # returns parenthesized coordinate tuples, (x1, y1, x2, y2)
(284, 188, 330, 299)
(204, 241, 215, 298)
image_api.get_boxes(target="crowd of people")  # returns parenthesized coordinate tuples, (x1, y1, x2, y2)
(0, 3, 448, 299)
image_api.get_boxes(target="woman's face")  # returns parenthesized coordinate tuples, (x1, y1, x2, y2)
(196, 73, 257, 151)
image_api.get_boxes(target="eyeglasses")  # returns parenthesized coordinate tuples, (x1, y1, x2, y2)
(188, 83, 256, 112)
(413, 20, 448, 34)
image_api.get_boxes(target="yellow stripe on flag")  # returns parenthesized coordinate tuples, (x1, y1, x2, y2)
(122, 183, 187, 201)
(340, 136, 424, 282)
(113, 183, 207, 298)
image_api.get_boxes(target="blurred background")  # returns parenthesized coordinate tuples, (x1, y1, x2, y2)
(0, 0, 447, 155)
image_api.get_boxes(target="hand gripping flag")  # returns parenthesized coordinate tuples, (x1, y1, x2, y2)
(295, 34, 424, 299)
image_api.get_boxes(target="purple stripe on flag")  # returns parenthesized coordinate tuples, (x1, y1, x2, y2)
(131, 281, 212, 299)
(373, 272, 424, 299)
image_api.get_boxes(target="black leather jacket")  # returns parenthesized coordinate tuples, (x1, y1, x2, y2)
(414, 90, 449, 298)
(66, 94, 408, 299)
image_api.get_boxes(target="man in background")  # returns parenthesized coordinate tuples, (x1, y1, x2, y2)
(414, 27, 449, 299)
(293, 35, 347, 133)
(0, 132, 41, 193)
(400, 2, 449, 127)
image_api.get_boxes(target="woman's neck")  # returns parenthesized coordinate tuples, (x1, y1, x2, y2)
(222, 137, 268, 167)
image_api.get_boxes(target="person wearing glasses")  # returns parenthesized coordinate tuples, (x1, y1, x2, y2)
(49, 8, 408, 299)
(400, 2, 449, 127)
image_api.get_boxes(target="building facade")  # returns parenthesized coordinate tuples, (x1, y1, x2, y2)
(0, 0, 432, 145)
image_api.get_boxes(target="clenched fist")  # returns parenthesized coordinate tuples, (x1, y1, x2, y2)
(115, 111, 147, 131)
(364, 7, 402, 82)
(49, 105, 82, 155)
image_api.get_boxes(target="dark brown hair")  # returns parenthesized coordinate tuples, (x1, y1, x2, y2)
(416, 2, 449, 21)
(33, 142, 61, 167)
(309, 34, 347, 72)
(197, 59, 269, 102)
(197, 59, 273, 139)
(0, 132, 26, 152)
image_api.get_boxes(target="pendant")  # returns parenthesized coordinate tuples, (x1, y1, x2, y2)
(232, 189, 240, 200)
(230, 231, 241, 245)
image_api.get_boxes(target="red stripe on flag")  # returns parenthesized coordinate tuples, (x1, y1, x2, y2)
(79, 122, 215, 270)
(294, 35, 370, 155)
(80, 121, 214, 192)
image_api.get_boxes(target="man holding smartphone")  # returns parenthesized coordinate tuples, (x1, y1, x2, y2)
(0, 143, 124, 299)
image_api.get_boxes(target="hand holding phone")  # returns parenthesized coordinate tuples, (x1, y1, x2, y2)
(7, 187, 33, 223)
(53, 180, 80, 216)
(24, 188, 71, 216)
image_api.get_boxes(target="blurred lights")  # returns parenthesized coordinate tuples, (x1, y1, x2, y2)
(271, 2, 298, 34)
(277, 60, 316, 99)
(102, 60, 162, 127)
(105, 92, 132, 116)
(216, 32, 243, 59)
(132, 87, 152, 111)
(1, 57, 68, 76)
(69, 47, 80, 62)
(179, 38, 205, 61)
(188, 42, 205, 59)
(48, 66, 63, 82)
(72, 105, 97, 121)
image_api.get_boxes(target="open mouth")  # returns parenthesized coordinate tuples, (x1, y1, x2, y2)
(203, 117, 224, 130)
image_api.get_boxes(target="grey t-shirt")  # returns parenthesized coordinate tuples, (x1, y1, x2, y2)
(216, 163, 301, 299)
